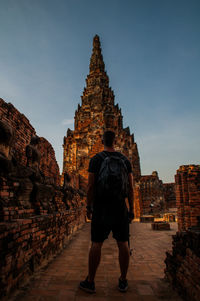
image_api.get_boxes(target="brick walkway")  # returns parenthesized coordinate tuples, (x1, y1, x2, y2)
(9, 222, 183, 301)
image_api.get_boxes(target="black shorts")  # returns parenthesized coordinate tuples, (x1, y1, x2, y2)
(91, 214, 129, 243)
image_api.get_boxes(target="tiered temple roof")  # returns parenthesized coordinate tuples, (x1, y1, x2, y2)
(63, 35, 141, 190)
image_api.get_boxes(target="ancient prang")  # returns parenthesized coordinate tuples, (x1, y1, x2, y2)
(62, 35, 171, 217)
(63, 35, 141, 190)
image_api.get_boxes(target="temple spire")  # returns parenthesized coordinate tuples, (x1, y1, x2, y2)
(89, 35, 105, 73)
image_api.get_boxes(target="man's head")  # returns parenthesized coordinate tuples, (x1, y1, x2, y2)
(102, 130, 115, 147)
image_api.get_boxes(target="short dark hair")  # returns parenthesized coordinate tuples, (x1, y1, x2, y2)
(103, 131, 115, 147)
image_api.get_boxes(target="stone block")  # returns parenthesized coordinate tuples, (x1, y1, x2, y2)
(151, 221, 170, 230)
(140, 215, 154, 223)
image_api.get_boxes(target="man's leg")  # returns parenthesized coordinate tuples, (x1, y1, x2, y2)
(88, 242, 103, 282)
(117, 241, 130, 280)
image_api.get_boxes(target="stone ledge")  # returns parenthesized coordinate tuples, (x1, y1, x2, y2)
(152, 221, 170, 230)
(140, 215, 154, 223)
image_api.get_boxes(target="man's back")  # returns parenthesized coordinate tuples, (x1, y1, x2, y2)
(89, 151, 132, 181)
(88, 151, 132, 218)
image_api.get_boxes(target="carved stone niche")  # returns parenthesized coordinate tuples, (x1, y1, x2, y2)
(64, 172, 71, 186)
(105, 114, 114, 128)
(0, 119, 14, 159)
(0, 120, 14, 173)
(26, 136, 41, 171)
(33, 183, 55, 213)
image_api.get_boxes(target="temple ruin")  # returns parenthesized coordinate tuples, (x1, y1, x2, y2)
(62, 35, 171, 217)
(0, 35, 200, 300)
(165, 165, 200, 301)
(0, 99, 86, 297)
(62, 35, 141, 193)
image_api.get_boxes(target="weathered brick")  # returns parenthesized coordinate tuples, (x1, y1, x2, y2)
(175, 165, 200, 231)
(165, 227, 200, 301)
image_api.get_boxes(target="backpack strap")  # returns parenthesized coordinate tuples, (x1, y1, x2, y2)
(98, 151, 108, 161)
(98, 152, 128, 171)
(117, 153, 129, 172)
(96, 152, 108, 175)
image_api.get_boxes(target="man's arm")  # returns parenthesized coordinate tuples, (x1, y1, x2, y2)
(86, 172, 95, 219)
(127, 173, 134, 220)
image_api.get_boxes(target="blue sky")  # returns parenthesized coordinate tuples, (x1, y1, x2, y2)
(0, 0, 199, 182)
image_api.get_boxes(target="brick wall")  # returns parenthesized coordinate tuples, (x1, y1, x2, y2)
(165, 166, 200, 301)
(37, 137, 60, 185)
(0, 98, 60, 185)
(0, 98, 36, 165)
(0, 146, 86, 298)
(0, 100, 86, 298)
(165, 224, 200, 301)
(133, 183, 142, 218)
(175, 165, 200, 231)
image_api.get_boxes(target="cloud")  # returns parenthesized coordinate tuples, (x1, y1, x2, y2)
(61, 118, 74, 125)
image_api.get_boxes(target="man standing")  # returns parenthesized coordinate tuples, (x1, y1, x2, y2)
(79, 130, 134, 293)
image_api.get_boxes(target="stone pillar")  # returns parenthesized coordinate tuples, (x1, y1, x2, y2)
(175, 165, 200, 231)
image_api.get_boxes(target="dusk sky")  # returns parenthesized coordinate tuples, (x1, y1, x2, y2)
(0, 0, 199, 182)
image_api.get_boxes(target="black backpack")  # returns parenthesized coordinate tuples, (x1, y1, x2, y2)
(96, 152, 129, 200)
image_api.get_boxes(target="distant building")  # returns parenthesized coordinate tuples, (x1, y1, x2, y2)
(163, 183, 176, 209)
(135, 171, 165, 216)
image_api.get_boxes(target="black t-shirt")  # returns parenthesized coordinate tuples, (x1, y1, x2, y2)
(88, 151, 132, 216)
(88, 151, 132, 175)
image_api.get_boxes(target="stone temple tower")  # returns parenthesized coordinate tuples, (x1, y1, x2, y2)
(63, 35, 141, 190)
